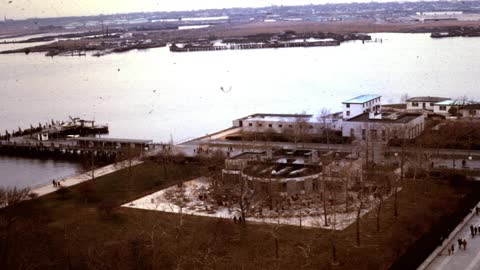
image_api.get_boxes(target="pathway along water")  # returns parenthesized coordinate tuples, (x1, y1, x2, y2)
(1, 33, 480, 188)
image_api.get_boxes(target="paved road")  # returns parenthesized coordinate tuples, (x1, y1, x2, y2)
(425, 210, 480, 270)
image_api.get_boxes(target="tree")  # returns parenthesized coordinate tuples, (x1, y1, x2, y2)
(292, 112, 311, 148)
(400, 93, 410, 103)
(163, 183, 190, 227)
(317, 108, 333, 147)
(238, 174, 254, 226)
(354, 183, 370, 247)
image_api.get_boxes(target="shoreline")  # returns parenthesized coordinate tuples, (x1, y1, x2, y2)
(30, 159, 143, 197)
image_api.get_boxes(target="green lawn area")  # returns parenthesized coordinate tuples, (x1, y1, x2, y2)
(1, 157, 478, 270)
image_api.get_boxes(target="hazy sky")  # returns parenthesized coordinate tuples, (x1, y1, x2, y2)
(2, 0, 390, 19)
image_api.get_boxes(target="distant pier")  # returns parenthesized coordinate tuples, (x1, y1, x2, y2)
(0, 118, 154, 162)
(170, 40, 341, 52)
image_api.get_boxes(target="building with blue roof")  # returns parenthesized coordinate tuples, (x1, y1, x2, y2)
(342, 94, 382, 120)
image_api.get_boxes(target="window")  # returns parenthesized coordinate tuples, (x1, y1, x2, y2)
(412, 102, 419, 107)
(470, 110, 477, 116)
(430, 103, 435, 106)
(350, 128, 355, 137)
(346, 103, 350, 108)
(278, 124, 283, 128)
(268, 124, 272, 128)
(346, 111, 350, 116)
(362, 129, 366, 140)
(258, 123, 263, 127)
(249, 123, 253, 127)
(309, 125, 314, 129)
(439, 106, 447, 111)
(288, 125, 293, 128)
(371, 129, 377, 140)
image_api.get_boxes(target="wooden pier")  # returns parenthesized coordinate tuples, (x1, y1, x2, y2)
(170, 40, 340, 52)
(0, 137, 154, 162)
(0, 118, 153, 162)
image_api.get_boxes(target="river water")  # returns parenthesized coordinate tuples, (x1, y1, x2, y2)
(1, 33, 480, 188)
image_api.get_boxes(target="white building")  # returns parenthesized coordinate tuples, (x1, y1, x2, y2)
(342, 94, 382, 120)
(342, 112, 425, 141)
(433, 100, 471, 115)
(406, 96, 450, 111)
(462, 104, 480, 119)
(233, 113, 343, 134)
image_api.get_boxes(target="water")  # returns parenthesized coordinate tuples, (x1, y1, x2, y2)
(1, 33, 480, 188)
(0, 157, 82, 189)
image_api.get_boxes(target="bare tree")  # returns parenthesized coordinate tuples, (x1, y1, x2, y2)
(293, 112, 311, 148)
(317, 108, 332, 148)
(354, 183, 370, 247)
(238, 174, 254, 226)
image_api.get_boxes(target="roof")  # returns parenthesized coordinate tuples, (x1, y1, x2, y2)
(463, 104, 480, 110)
(435, 100, 477, 106)
(346, 113, 423, 124)
(342, 94, 381, 104)
(406, 96, 450, 103)
(74, 137, 153, 144)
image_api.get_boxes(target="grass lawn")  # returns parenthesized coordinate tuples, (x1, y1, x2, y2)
(1, 157, 478, 270)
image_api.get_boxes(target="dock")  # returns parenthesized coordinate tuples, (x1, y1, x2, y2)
(170, 40, 340, 52)
(0, 118, 154, 162)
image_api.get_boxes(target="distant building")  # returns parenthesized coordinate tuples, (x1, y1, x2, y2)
(233, 113, 343, 134)
(462, 104, 480, 119)
(433, 100, 473, 115)
(413, 11, 463, 22)
(342, 94, 381, 120)
(406, 96, 450, 111)
(342, 112, 425, 141)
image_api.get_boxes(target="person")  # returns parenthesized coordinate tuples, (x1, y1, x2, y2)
(463, 239, 467, 250)
(233, 216, 237, 224)
(462, 159, 467, 167)
(52, 180, 56, 187)
(451, 244, 455, 253)
(448, 246, 451, 255)
(238, 216, 242, 224)
(471, 225, 475, 237)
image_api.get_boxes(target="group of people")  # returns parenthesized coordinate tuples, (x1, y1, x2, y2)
(470, 224, 480, 238)
(446, 206, 480, 256)
(52, 179, 62, 188)
(233, 215, 244, 224)
(448, 238, 468, 255)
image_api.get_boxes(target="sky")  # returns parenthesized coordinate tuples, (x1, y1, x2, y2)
(2, 0, 401, 20)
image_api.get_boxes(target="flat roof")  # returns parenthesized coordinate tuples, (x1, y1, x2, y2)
(346, 113, 422, 124)
(435, 100, 477, 106)
(407, 96, 450, 103)
(342, 94, 381, 104)
(74, 137, 153, 144)
(463, 104, 480, 110)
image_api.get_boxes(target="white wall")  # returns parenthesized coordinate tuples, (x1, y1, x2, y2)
(342, 115, 425, 141)
(433, 104, 451, 114)
(407, 101, 437, 111)
(343, 97, 381, 120)
(463, 109, 480, 118)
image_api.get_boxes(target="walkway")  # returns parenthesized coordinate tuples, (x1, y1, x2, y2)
(420, 204, 480, 270)
(31, 159, 143, 197)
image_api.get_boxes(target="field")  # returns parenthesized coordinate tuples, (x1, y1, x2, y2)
(1, 156, 479, 269)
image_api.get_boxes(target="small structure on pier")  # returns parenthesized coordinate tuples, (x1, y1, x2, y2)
(73, 137, 153, 151)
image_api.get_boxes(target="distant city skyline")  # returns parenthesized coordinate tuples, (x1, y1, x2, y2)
(2, 0, 430, 20)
